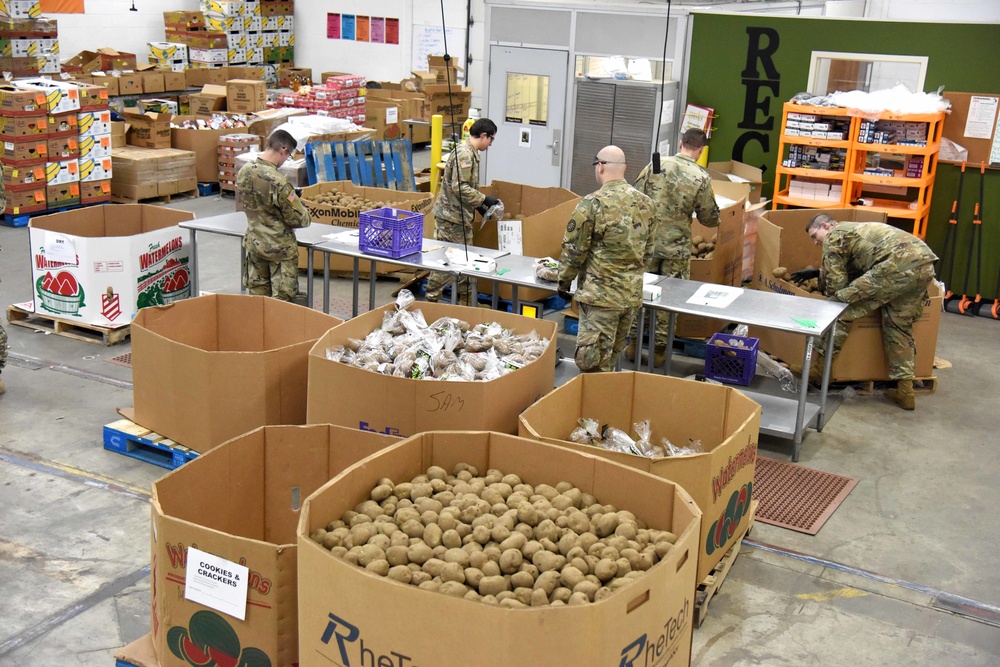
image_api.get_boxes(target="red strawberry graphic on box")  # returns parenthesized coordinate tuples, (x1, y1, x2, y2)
(37, 270, 85, 316)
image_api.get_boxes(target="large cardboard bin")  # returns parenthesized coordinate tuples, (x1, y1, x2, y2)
(751, 208, 942, 381)
(170, 116, 237, 182)
(708, 160, 764, 203)
(132, 295, 342, 453)
(298, 181, 434, 273)
(307, 302, 557, 436)
(472, 180, 580, 302)
(152, 424, 399, 667)
(519, 372, 760, 581)
(28, 204, 194, 327)
(297, 431, 701, 667)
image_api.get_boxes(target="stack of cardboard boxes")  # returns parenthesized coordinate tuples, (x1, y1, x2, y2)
(217, 132, 260, 191)
(164, 10, 228, 69)
(0, 14, 58, 76)
(110, 146, 198, 203)
(147, 41, 189, 72)
(274, 74, 365, 124)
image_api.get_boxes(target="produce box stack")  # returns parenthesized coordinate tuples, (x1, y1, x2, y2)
(111, 146, 197, 202)
(258, 0, 293, 67)
(0, 80, 49, 216)
(217, 132, 259, 192)
(199, 0, 249, 66)
(147, 41, 188, 72)
(274, 74, 365, 124)
(77, 86, 113, 206)
(0, 14, 59, 77)
(163, 10, 227, 69)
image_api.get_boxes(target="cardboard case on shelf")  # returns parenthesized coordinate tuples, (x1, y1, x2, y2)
(519, 372, 760, 581)
(750, 208, 942, 381)
(150, 423, 399, 667)
(297, 431, 701, 667)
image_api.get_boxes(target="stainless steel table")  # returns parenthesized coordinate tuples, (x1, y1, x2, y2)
(311, 231, 508, 317)
(465, 253, 559, 314)
(180, 213, 331, 308)
(641, 277, 846, 461)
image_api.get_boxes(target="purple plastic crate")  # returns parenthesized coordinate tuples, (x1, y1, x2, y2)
(705, 333, 759, 386)
(358, 207, 424, 258)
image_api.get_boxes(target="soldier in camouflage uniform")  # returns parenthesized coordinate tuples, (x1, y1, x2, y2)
(800, 213, 937, 410)
(237, 129, 311, 302)
(0, 173, 6, 395)
(557, 146, 656, 372)
(629, 128, 720, 366)
(427, 118, 499, 305)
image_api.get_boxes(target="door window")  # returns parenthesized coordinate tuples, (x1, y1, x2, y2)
(505, 73, 549, 126)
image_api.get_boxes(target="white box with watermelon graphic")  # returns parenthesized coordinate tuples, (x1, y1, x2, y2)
(28, 204, 196, 328)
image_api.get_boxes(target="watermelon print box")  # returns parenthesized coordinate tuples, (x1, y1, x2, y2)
(28, 204, 195, 328)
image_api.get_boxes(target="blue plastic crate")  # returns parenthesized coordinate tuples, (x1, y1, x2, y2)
(705, 333, 758, 386)
(358, 206, 424, 258)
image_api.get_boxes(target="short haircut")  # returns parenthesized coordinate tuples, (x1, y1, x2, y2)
(807, 212, 837, 232)
(680, 128, 708, 149)
(266, 129, 297, 153)
(470, 118, 498, 138)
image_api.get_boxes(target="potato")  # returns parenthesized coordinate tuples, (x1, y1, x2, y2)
(387, 565, 412, 584)
(595, 558, 618, 582)
(356, 544, 385, 567)
(510, 570, 534, 589)
(366, 559, 390, 577)
(386, 545, 409, 567)
(478, 575, 510, 596)
(499, 548, 524, 574)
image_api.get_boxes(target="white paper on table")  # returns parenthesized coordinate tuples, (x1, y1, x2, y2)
(686, 283, 743, 308)
(43, 231, 78, 265)
(498, 219, 523, 256)
(183, 547, 250, 621)
(326, 230, 359, 243)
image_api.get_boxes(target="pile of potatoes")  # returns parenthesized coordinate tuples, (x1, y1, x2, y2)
(310, 463, 677, 608)
(691, 234, 716, 259)
(304, 190, 391, 212)
(772, 266, 821, 293)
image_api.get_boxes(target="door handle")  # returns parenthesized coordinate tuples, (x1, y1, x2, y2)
(546, 138, 560, 156)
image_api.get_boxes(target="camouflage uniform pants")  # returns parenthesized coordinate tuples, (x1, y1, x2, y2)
(576, 303, 637, 372)
(244, 252, 299, 302)
(821, 263, 935, 379)
(630, 255, 690, 349)
(0, 320, 6, 376)
(426, 218, 473, 305)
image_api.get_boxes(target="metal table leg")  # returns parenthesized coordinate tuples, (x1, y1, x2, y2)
(491, 282, 499, 310)
(451, 274, 459, 304)
(323, 252, 331, 314)
(792, 337, 815, 462)
(369, 260, 377, 311)
(306, 246, 314, 308)
(512, 285, 519, 315)
(188, 229, 199, 296)
(239, 245, 247, 294)
(816, 325, 837, 431)
(352, 257, 360, 317)
(648, 310, 659, 374)
(634, 306, 646, 371)
(662, 311, 675, 376)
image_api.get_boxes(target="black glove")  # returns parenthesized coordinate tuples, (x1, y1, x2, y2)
(789, 268, 820, 282)
(476, 204, 489, 216)
(557, 287, 573, 302)
(482, 195, 500, 208)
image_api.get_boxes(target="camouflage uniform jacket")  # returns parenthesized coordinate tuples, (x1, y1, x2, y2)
(238, 157, 311, 261)
(822, 222, 938, 297)
(432, 139, 485, 225)
(557, 179, 656, 308)
(634, 153, 720, 259)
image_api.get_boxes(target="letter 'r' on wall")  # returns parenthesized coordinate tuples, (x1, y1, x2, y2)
(736, 26, 781, 170)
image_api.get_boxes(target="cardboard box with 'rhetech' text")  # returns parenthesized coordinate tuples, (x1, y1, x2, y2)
(751, 208, 941, 381)
(519, 372, 760, 581)
(132, 294, 342, 453)
(307, 301, 556, 437)
(151, 424, 399, 667)
(297, 431, 701, 667)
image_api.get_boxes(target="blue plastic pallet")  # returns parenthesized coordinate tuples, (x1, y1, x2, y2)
(1, 200, 111, 227)
(103, 418, 199, 470)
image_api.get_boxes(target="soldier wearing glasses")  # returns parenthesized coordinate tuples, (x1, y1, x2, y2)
(237, 129, 311, 302)
(629, 128, 720, 366)
(557, 146, 656, 372)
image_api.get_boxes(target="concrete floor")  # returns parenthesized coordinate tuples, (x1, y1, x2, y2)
(1, 160, 999, 664)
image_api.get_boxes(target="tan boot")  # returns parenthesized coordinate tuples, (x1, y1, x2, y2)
(654, 345, 667, 368)
(625, 343, 637, 362)
(886, 379, 915, 410)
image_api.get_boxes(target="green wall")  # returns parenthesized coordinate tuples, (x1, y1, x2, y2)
(688, 14, 1000, 303)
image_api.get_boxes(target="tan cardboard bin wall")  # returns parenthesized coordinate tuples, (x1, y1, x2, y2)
(707, 160, 764, 203)
(297, 431, 701, 667)
(132, 294, 343, 453)
(170, 116, 237, 182)
(307, 302, 557, 436)
(519, 372, 760, 581)
(298, 181, 434, 273)
(751, 208, 942, 381)
(152, 424, 399, 667)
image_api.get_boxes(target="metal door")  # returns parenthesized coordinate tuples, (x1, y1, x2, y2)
(485, 46, 567, 188)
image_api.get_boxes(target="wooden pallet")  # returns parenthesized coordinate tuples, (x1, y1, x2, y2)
(834, 375, 938, 395)
(695, 499, 759, 628)
(103, 418, 199, 470)
(6, 302, 130, 346)
(110, 187, 199, 205)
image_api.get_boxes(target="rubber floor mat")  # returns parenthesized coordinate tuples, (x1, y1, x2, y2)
(753, 456, 859, 535)
(106, 352, 132, 369)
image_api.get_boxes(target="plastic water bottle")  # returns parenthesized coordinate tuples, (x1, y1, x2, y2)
(461, 109, 480, 142)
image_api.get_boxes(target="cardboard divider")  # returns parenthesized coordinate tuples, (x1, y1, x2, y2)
(296, 431, 701, 667)
(751, 208, 942, 381)
(518, 372, 760, 582)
